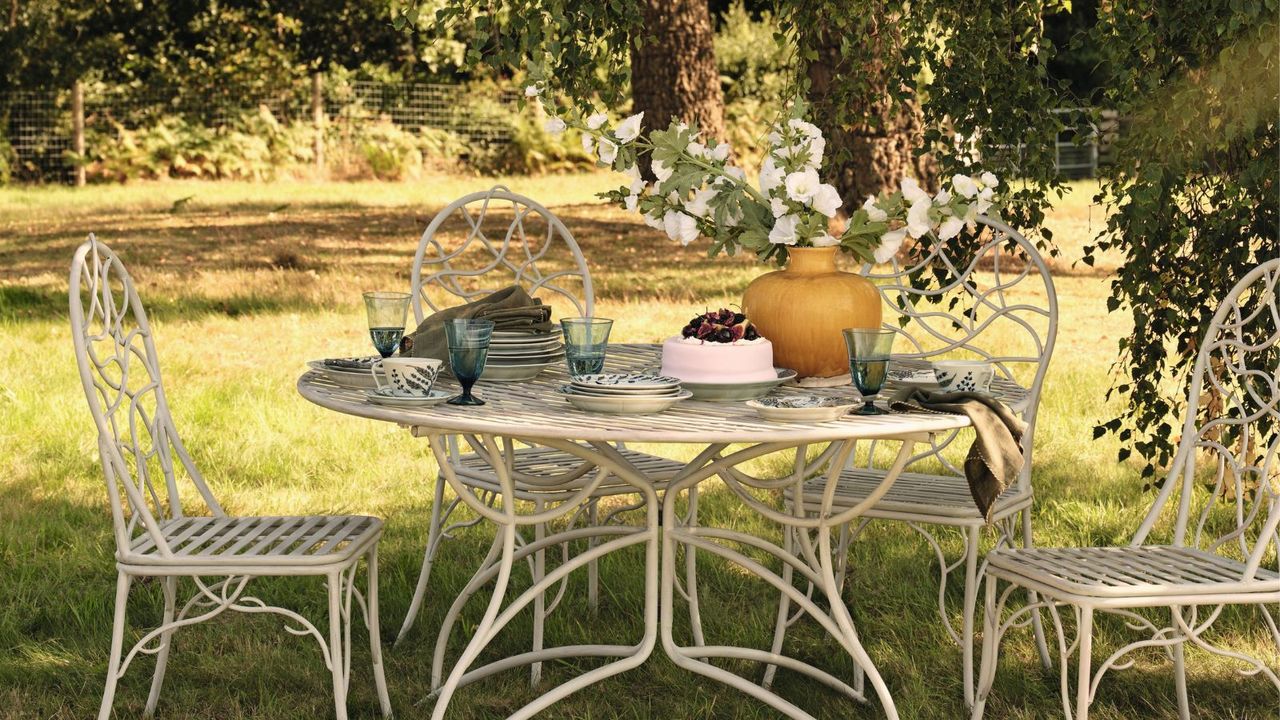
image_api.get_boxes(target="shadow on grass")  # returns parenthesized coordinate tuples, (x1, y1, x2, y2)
(0, 284, 313, 323)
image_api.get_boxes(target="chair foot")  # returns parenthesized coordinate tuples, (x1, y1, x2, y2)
(143, 576, 178, 717)
(367, 549, 394, 717)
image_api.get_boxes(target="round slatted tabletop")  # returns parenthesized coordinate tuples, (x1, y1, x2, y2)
(297, 344, 979, 443)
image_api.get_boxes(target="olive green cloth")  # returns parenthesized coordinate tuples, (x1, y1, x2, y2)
(398, 286, 553, 365)
(888, 387, 1027, 523)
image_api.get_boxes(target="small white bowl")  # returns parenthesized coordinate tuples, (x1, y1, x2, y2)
(931, 360, 994, 393)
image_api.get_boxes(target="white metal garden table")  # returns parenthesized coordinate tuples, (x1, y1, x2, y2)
(298, 343, 992, 720)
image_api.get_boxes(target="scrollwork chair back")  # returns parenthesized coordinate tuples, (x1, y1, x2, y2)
(69, 235, 224, 560)
(410, 185, 594, 323)
(1134, 258, 1280, 580)
(864, 215, 1059, 487)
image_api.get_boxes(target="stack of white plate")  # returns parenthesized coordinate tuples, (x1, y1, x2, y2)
(483, 330, 565, 382)
(558, 373, 692, 414)
(307, 357, 380, 389)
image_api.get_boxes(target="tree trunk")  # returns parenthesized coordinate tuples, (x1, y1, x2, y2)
(804, 20, 935, 212)
(629, 0, 724, 142)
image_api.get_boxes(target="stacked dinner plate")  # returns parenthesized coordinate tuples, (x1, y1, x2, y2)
(483, 329, 565, 382)
(306, 356, 380, 389)
(558, 373, 692, 415)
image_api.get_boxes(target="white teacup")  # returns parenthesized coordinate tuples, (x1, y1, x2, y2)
(932, 360, 994, 393)
(371, 357, 442, 396)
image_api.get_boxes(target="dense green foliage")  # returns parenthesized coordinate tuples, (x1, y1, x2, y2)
(1083, 0, 1279, 479)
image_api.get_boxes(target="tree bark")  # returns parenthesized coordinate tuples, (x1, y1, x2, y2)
(804, 19, 935, 212)
(629, 0, 724, 141)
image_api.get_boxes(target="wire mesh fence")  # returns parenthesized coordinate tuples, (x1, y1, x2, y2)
(2, 78, 519, 183)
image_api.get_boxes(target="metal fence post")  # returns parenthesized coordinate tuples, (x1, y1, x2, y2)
(72, 80, 85, 187)
(312, 72, 325, 176)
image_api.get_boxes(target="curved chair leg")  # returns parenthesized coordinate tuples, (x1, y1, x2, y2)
(1172, 606, 1190, 720)
(396, 474, 448, 647)
(1074, 607, 1094, 720)
(367, 549, 393, 717)
(143, 576, 177, 717)
(970, 576, 1003, 720)
(962, 525, 980, 708)
(685, 485, 705, 648)
(328, 571, 350, 720)
(587, 499, 600, 612)
(531, 501, 546, 687)
(1021, 510, 1052, 669)
(98, 572, 132, 720)
(762, 525, 795, 690)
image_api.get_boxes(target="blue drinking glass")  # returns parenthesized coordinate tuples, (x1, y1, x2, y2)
(364, 291, 411, 358)
(843, 328, 895, 415)
(560, 317, 613, 378)
(445, 319, 494, 406)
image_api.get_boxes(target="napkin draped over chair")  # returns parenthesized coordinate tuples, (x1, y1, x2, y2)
(888, 388, 1028, 523)
(399, 285, 553, 365)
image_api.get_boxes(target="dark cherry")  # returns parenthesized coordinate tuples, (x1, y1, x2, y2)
(716, 328, 733, 343)
(732, 312, 746, 325)
(744, 327, 760, 341)
(682, 325, 697, 338)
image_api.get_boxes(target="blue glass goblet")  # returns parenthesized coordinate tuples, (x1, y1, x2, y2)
(445, 319, 494, 406)
(560, 317, 613, 378)
(843, 328, 895, 415)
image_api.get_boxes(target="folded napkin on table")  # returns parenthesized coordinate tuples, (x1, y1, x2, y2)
(887, 388, 1027, 523)
(398, 285, 553, 365)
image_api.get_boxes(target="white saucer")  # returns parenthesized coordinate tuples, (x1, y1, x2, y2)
(746, 394, 860, 422)
(366, 388, 451, 406)
(308, 359, 379, 389)
(571, 373, 682, 390)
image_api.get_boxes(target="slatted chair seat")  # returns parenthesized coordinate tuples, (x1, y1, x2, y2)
(125, 515, 383, 568)
(802, 469, 1032, 522)
(988, 545, 1280, 599)
(454, 446, 685, 494)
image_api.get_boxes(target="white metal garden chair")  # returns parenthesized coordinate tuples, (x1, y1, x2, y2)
(70, 235, 391, 720)
(972, 257, 1280, 719)
(770, 216, 1057, 705)
(394, 187, 686, 679)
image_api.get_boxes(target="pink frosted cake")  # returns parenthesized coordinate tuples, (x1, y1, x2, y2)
(660, 309, 776, 384)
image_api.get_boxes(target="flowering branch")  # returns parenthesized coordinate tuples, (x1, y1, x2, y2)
(526, 78, 1006, 267)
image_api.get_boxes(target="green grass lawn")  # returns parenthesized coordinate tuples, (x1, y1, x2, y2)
(1, 174, 1275, 719)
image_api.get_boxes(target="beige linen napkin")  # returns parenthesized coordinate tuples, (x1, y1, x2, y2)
(888, 388, 1027, 522)
(399, 285, 553, 364)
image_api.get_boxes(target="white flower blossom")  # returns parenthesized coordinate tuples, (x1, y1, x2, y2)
(901, 177, 930, 204)
(596, 137, 618, 164)
(684, 187, 717, 218)
(686, 141, 707, 158)
(651, 159, 674, 183)
(615, 113, 644, 143)
(581, 134, 594, 155)
(767, 130, 783, 147)
(784, 168, 821, 203)
(952, 174, 979, 199)
(979, 171, 998, 188)
(622, 163, 641, 183)
(803, 137, 825, 168)
(811, 183, 842, 218)
(643, 210, 664, 230)
(934, 188, 952, 206)
(862, 196, 889, 223)
(524, 85, 540, 97)
(963, 203, 979, 231)
(975, 186, 995, 215)
(875, 228, 908, 264)
(586, 112, 608, 130)
(623, 176, 646, 212)
(544, 117, 566, 135)
(811, 232, 840, 247)
(770, 197, 789, 218)
(906, 197, 934, 238)
(759, 156, 784, 194)
(768, 214, 800, 245)
(663, 210, 699, 246)
(937, 216, 966, 241)
(711, 143, 730, 162)
(788, 118, 823, 139)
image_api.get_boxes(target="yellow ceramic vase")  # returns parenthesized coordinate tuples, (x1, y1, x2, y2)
(742, 246, 883, 378)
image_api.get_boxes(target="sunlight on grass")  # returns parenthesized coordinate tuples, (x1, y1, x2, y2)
(0, 174, 1273, 719)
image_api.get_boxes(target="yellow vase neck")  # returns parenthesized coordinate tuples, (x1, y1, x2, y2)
(785, 247, 839, 275)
